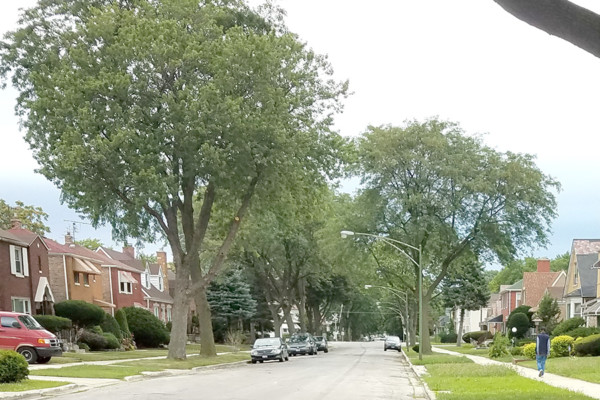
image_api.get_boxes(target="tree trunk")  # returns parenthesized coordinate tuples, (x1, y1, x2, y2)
(456, 308, 465, 347)
(409, 302, 418, 346)
(249, 322, 256, 343)
(284, 306, 296, 335)
(167, 260, 191, 360)
(420, 295, 432, 354)
(314, 306, 322, 335)
(196, 286, 217, 357)
(297, 278, 308, 332)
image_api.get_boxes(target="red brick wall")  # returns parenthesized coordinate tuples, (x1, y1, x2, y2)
(111, 269, 144, 309)
(0, 242, 32, 310)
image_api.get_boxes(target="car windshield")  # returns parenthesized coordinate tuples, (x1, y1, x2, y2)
(289, 335, 309, 343)
(253, 338, 280, 348)
(386, 336, 400, 342)
(18, 315, 43, 330)
(314, 336, 323, 341)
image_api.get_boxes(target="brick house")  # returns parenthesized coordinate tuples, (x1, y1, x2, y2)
(523, 258, 566, 313)
(97, 246, 173, 322)
(0, 225, 54, 315)
(564, 239, 600, 326)
(500, 279, 523, 323)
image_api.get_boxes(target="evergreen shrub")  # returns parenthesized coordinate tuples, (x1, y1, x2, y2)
(564, 327, 600, 339)
(115, 308, 131, 337)
(33, 315, 72, 333)
(122, 307, 169, 348)
(440, 332, 458, 343)
(101, 314, 123, 341)
(550, 335, 574, 357)
(574, 333, 600, 356)
(79, 330, 108, 351)
(552, 317, 584, 336)
(102, 333, 121, 350)
(55, 300, 105, 328)
(0, 350, 28, 383)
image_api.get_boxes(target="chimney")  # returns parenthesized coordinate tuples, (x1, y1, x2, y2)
(123, 245, 135, 259)
(65, 233, 73, 244)
(537, 258, 551, 273)
(11, 217, 22, 229)
(156, 251, 169, 293)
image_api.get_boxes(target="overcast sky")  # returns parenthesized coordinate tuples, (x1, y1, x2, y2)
(2, 1, 600, 267)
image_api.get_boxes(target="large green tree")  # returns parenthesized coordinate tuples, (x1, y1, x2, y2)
(0, 199, 50, 236)
(354, 118, 559, 354)
(1, 0, 347, 359)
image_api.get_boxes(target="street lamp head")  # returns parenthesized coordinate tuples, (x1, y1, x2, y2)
(364, 285, 373, 289)
(340, 230, 355, 238)
(511, 327, 517, 333)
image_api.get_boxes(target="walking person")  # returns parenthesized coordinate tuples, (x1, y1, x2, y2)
(536, 328, 551, 377)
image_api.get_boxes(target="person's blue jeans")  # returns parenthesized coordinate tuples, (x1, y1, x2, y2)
(536, 355, 547, 372)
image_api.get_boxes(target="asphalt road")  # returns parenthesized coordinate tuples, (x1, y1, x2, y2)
(38, 341, 427, 400)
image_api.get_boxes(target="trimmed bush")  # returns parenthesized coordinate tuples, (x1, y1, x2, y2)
(522, 342, 536, 359)
(102, 333, 121, 350)
(552, 317, 585, 336)
(440, 332, 458, 343)
(564, 326, 600, 339)
(55, 300, 105, 328)
(33, 315, 72, 333)
(550, 335, 574, 357)
(412, 344, 419, 353)
(101, 314, 123, 342)
(574, 333, 600, 356)
(89, 325, 103, 335)
(0, 350, 29, 383)
(115, 308, 131, 337)
(510, 346, 523, 356)
(78, 330, 109, 351)
(77, 342, 90, 352)
(122, 307, 169, 348)
(507, 312, 529, 338)
(462, 331, 492, 344)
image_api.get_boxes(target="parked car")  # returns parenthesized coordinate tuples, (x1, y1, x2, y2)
(287, 333, 318, 356)
(0, 311, 63, 363)
(384, 335, 401, 352)
(250, 337, 289, 364)
(314, 335, 328, 353)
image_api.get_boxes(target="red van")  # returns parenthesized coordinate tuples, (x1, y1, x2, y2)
(0, 311, 63, 364)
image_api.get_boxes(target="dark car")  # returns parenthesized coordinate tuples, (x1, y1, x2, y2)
(314, 336, 328, 353)
(287, 333, 318, 356)
(384, 335, 401, 351)
(250, 337, 289, 364)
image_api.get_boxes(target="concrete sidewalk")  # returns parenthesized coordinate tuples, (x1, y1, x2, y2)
(433, 346, 600, 400)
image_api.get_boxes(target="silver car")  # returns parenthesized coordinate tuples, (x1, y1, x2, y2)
(384, 335, 401, 351)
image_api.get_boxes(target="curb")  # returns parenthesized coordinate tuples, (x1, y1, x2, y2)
(0, 383, 80, 399)
(400, 348, 436, 400)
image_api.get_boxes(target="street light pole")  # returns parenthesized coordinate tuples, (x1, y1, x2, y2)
(342, 230, 423, 360)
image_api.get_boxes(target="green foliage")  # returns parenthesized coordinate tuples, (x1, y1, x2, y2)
(522, 342, 537, 359)
(89, 325, 103, 335)
(574, 334, 600, 356)
(0, 199, 50, 236)
(101, 314, 123, 342)
(565, 326, 600, 339)
(54, 300, 105, 328)
(79, 330, 108, 351)
(553, 317, 585, 336)
(75, 238, 104, 251)
(33, 315, 72, 333)
(550, 335, 574, 357)
(412, 344, 419, 353)
(77, 342, 90, 352)
(461, 331, 493, 344)
(507, 312, 530, 338)
(115, 309, 131, 338)
(488, 334, 510, 358)
(0, 350, 29, 383)
(102, 333, 121, 350)
(440, 332, 458, 343)
(510, 346, 523, 356)
(207, 268, 257, 322)
(122, 307, 169, 348)
(550, 252, 570, 272)
(537, 293, 561, 333)
(516, 338, 535, 346)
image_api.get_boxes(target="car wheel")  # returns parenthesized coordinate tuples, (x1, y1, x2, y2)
(279, 354, 284, 362)
(384, 347, 387, 351)
(259, 360, 264, 363)
(251, 360, 257, 364)
(324, 349, 328, 353)
(37, 357, 51, 364)
(285, 355, 289, 361)
(17, 347, 38, 364)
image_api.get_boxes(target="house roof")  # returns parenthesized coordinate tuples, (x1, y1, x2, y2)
(508, 279, 523, 290)
(573, 239, 600, 255)
(575, 253, 599, 298)
(98, 247, 133, 261)
(523, 270, 565, 308)
(142, 284, 173, 304)
(7, 227, 48, 249)
(0, 229, 29, 246)
(546, 286, 565, 301)
(148, 263, 164, 276)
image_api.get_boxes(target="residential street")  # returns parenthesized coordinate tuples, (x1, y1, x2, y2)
(27, 341, 429, 400)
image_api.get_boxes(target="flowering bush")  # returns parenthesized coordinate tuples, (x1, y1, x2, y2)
(522, 343, 536, 359)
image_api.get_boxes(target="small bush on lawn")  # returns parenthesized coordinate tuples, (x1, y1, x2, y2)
(440, 332, 458, 343)
(79, 330, 108, 351)
(77, 342, 90, 352)
(552, 317, 585, 336)
(507, 312, 530, 338)
(522, 342, 536, 359)
(551, 335, 574, 357)
(101, 314, 123, 342)
(102, 333, 121, 350)
(510, 346, 523, 356)
(0, 350, 29, 383)
(574, 333, 600, 356)
(461, 331, 492, 344)
(412, 344, 419, 353)
(55, 300, 105, 328)
(122, 307, 169, 348)
(564, 326, 600, 339)
(488, 333, 509, 358)
(33, 315, 72, 333)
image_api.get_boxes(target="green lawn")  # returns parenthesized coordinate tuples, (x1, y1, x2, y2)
(0, 379, 70, 392)
(31, 353, 249, 380)
(404, 349, 473, 365)
(518, 356, 600, 384)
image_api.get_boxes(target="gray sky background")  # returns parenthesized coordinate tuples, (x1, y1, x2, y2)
(2, 0, 600, 267)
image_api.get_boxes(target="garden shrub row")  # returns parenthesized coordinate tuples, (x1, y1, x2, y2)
(574, 333, 600, 356)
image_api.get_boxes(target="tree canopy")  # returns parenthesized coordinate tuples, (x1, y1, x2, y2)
(0, 199, 50, 236)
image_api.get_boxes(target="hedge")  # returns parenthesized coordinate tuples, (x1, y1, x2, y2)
(440, 332, 458, 343)
(102, 332, 121, 350)
(78, 330, 108, 351)
(462, 331, 492, 344)
(574, 333, 600, 356)
(101, 314, 123, 342)
(550, 335, 574, 357)
(122, 307, 169, 348)
(552, 317, 585, 336)
(33, 315, 72, 333)
(0, 350, 29, 383)
(564, 326, 600, 339)
(115, 308, 131, 337)
(55, 300, 105, 328)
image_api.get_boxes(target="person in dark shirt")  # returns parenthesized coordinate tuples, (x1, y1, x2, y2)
(536, 328, 551, 377)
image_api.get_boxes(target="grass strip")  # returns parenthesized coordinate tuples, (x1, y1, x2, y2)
(518, 357, 600, 384)
(0, 379, 70, 392)
(405, 349, 473, 365)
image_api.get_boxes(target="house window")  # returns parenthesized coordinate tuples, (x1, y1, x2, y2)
(158, 275, 164, 291)
(9, 245, 29, 277)
(84, 274, 90, 286)
(515, 292, 521, 306)
(120, 281, 132, 294)
(38, 256, 42, 273)
(574, 303, 582, 317)
(154, 304, 160, 318)
(143, 273, 149, 288)
(167, 306, 172, 322)
(12, 297, 31, 314)
(574, 271, 579, 285)
(74, 272, 80, 285)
